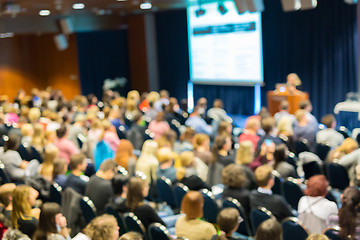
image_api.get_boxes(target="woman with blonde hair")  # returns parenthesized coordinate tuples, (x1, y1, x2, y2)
(11, 185, 40, 238)
(175, 191, 216, 240)
(328, 138, 358, 162)
(235, 140, 254, 165)
(38, 146, 58, 182)
(135, 140, 159, 184)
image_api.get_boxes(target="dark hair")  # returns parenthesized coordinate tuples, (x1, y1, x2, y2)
(338, 187, 360, 240)
(255, 219, 282, 240)
(321, 114, 335, 128)
(126, 177, 146, 210)
(211, 135, 228, 161)
(56, 124, 67, 139)
(216, 208, 240, 240)
(4, 134, 21, 152)
(99, 159, 117, 172)
(112, 174, 129, 195)
(273, 144, 287, 169)
(222, 164, 247, 188)
(261, 117, 275, 134)
(52, 158, 67, 179)
(33, 202, 62, 240)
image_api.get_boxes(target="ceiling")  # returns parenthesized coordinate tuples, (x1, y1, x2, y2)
(0, 0, 218, 18)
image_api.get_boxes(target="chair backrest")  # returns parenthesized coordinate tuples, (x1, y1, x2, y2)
(282, 178, 304, 210)
(49, 182, 62, 205)
(116, 126, 127, 139)
(327, 163, 349, 191)
(105, 206, 127, 236)
(222, 197, 253, 236)
(147, 223, 171, 240)
(79, 196, 97, 224)
(315, 143, 331, 161)
(302, 161, 322, 180)
(201, 189, 219, 223)
(156, 177, 176, 208)
(282, 217, 309, 240)
(124, 212, 146, 236)
(287, 152, 298, 175)
(271, 170, 284, 195)
(250, 207, 274, 233)
(174, 183, 189, 209)
(337, 126, 350, 139)
(0, 160, 10, 184)
(294, 139, 310, 156)
(323, 226, 342, 240)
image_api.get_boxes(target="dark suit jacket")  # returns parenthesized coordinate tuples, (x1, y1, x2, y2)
(249, 189, 294, 221)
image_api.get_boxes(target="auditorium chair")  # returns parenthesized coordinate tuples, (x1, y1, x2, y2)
(173, 183, 189, 209)
(105, 206, 127, 236)
(124, 212, 146, 238)
(156, 176, 177, 209)
(282, 178, 304, 211)
(282, 217, 309, 240)
(79, 196, 97, 224)
(250, 207, 275, 233)
(323, 226, 342, 240)
(201, 189, 220, 223)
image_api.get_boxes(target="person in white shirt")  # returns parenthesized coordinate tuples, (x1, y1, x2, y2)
(316, 114, 344, 148)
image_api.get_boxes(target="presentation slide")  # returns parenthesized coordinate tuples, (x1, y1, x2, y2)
(187, 1, 263, 85)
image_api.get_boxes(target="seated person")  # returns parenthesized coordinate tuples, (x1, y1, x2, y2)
(72, 214, 119, 240)
(175, 191, 217, 240)
(298, 175, 338, 233)
(85, 160, 117, 215)
(211, 208, 242, 240)
(64, 153, 89, 195)
(52, 157, 68, 188)
(294, 109, 318, 152)
(0, 183, 16, 220)
(119, 231, 143, 240)
(106, 174, 129, 213)
(316, 114, 344, 148)
(249, 165, 294, 221)
(256, 117, 282, 153)
(156, 147, 177, 183)
(238, 116, 261, 152)
(255, 218, 282, 240)
(11, 185, 40, 238)
(125, 177, 166, 229)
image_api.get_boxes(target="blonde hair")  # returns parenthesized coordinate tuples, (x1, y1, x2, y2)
(336, 138, 358, 154)
(157, 147, 173, 163)
(306, 234, 329, 240)
(20, 124, 33, 137)
(83, 214, 118, 240)
(277, 116, 294, 135)
(11, 185, 33, 228)
(127, 90, 140, 102)
(193, 133, 209, 150)
(295, 109, 306, 122)
(28, 107, 41, 123)
(235, 141, 254, 165)
(147, 91, 160, 104)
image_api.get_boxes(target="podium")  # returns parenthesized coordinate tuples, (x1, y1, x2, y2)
(267, 84, 309, 116)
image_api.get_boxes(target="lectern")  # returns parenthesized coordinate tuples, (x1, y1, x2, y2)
(267, 84, 309, 115)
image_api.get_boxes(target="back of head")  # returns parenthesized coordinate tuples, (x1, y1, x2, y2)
(179, 151, 194, 168)
(222, 164, 247, 188)
(306, 233, 329, 240)
(336, 138, 358, 154)
(217, 208, 240, 234)
(245, 116, 261, 131)
(99, 159, 117, 172)
(193, 133, 209, 150)
(254, 165, 273, 188)
(157, 147, 173, 164)
(159, 90, 169, 99)
(4, 134, 21, 152)
(273, 144, 287, 166)
(141, 140, 158, 155)
(84, 214, 118, 240)
(11, 185, 32, 228)
(181, 191, 204, 219)
(338, 186, 360, 239)
(294, 109, 306, 122)
(69, 153, 85, 170)
(36, 202, 61, 234)
(211, 135, 227, 156)
(112, 174, 129, 195)
(304, 175, 328, 197)
(280, 100, 289, 111)
(52, 157, 67, 179)
(126, 177, 146, 210)
(119, 231, 143, 240)
(321, 114, 335, 128)
(213, 99, 223, 108)
(255, 219, 282, 240)
(236, 140, 254, 165)
(0, 183, 16, 208)
(56, 124, 67, 139)
(261, 117, 275, 134)
(299, 100, 311, 110)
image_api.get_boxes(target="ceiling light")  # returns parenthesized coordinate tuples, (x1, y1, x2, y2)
(140, 2, 152, 9)
(39, 10, 51, 16)
(73, 3, 85, 10)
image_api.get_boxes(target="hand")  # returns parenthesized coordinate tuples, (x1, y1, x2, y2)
(55, 213, 67, 229)
(20, 160, 28, 169)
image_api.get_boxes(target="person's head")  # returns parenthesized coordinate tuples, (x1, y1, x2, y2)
(4, 134, 21, 152)
(126, 177, 148, 210)
(52, 157, 68, 179)
(336, 138, 358, 154)
(211, 135, 231, 156)
(155, 111, 165, 122)
(306, 234, 329, 240)
(159, 90, 169, 99)
(98, 159, 117, 180)
(222, 164, 247, 188)
(299, 100, 312, 112)
(141, 140, 158, 155)
(304, 175, 329, 197)
(179, 151, 195, 168)
(286, 73, 301, 86)
(28, 107, 41, 123)
(273, 144, 288, 167)
(235, 140, 254, 165)
(69, 153, 86, 172)
(254, 165, 274, 188)
(112, 174, 129, 196)
(83, 214, 119, 240)
(217, 208, 241, 237)
(180, 127, 195, 143)
(0, 183, 16, 208)
(213, 99, 223, 109)
(119, 231, 143, 240)
(20, 123, 34, 137)
(157, 147, 173, 165)
(35, 202, 63, 236)
(279, 100, 289, 111)
(245, 116, 261, 132)
(321, 114, 336, 129)
(56, 124, 67, 139)
(255, 218, 282, 240)
(261, 117, 275, 134)
(43, 145, 59, 165)
(11, 185, 39, 228)
(277, 116, 294, 135)
(218, 121, 232, 136)
(193, 133, 210, 150)
(338, 186, 360, 239)
(181, 191, 204, 219)
(295, 109, 307, 122)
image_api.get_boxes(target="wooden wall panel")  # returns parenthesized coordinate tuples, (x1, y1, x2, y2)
(0, 33, 80, 101)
